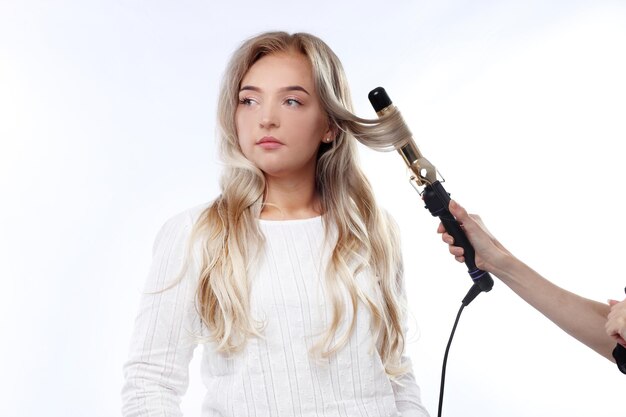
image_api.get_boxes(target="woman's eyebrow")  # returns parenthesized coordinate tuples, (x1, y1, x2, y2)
(239, 85, 310, 95)
(279, 86, 310, 95)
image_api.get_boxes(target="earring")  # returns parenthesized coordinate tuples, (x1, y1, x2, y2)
(325, 136, 332, 143)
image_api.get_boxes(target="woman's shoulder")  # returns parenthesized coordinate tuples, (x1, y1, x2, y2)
(152, 201, 213, 254)
(165, 201, 212, 227)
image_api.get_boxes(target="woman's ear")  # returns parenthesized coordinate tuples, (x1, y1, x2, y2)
(323, 122, 339, 143)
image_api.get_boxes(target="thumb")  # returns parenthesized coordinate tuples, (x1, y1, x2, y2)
(608, 299, 619, 307)
(449, 199, 467, 221)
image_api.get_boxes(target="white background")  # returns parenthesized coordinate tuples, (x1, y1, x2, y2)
(1, 1, 625, 416)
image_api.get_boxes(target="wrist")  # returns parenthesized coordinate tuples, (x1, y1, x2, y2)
(489, 251, 522, 282)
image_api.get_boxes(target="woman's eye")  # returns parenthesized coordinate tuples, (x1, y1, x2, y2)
(239, 97, 254, 105)
(285, 98, 302, 107)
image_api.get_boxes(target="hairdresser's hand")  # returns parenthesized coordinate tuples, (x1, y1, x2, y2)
(606, 298, 626, 348)
(437, 200, 512, 275)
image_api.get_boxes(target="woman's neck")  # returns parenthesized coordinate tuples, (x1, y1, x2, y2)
(261, 176, 321, 220)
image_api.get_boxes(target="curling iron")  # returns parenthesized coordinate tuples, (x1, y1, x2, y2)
(368, 87, 494, 304)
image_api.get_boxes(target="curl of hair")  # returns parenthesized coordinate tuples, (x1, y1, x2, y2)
(191, 31, 413, 378)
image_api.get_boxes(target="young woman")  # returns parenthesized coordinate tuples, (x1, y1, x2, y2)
(437, 199, 626, 374)
(122, 32, 430, 417)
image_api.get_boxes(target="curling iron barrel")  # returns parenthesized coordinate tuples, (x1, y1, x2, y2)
(368, 87, 494, 294)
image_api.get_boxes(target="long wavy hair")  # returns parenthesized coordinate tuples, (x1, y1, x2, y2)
(190, 31, 413, 377)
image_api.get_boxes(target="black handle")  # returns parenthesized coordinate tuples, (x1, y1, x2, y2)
(423, 181, 494, 292)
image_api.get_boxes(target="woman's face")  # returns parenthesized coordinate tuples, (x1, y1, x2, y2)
(235, 51, 332, 180)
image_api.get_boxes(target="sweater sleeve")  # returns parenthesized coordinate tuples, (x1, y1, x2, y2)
(121, 210, 204, 417)
(391, 355, 430, 417)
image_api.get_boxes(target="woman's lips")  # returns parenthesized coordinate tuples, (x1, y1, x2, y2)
(256, 136, 284, 149)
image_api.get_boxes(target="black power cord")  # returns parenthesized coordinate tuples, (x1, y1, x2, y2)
(437, 284, 482, 417)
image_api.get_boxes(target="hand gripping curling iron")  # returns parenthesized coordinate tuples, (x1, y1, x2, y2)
(368, 87, 494, 305)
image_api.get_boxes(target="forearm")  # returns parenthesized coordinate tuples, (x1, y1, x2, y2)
(494, 255, 614, 361)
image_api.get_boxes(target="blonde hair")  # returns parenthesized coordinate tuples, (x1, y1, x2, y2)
(191, 31, 412, 377)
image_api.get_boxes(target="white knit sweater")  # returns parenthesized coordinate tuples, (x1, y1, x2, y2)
(121, 205, 429, 417)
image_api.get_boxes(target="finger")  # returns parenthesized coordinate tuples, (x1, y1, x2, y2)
(606, 317, 626, 337)
(609, 331, 626, 347)
(437, 223, 445, 234)
(441, 233, 454, 245)
(455, 255, 465, 263)
(449, 245, 464, 257)
(608, 299, 619, 307)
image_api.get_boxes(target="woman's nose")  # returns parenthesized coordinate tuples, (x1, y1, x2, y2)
(259, 104, 279, 129)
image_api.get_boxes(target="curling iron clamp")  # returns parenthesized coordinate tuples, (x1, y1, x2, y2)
(368, 87, 494, 304)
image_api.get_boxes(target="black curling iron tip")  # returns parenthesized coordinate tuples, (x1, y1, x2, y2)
(368, 87, 392, 112)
